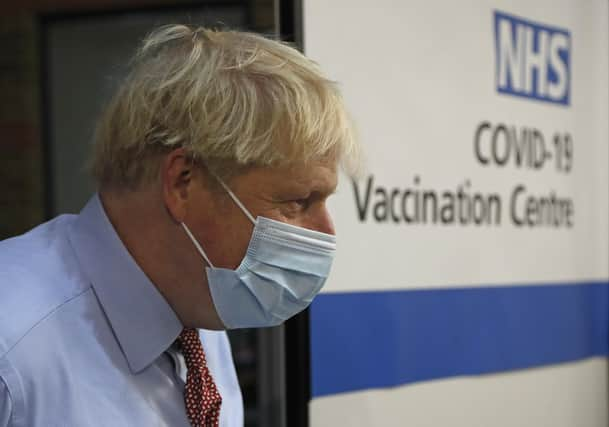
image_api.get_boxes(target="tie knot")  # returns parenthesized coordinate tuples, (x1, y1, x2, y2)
(178, 328, 200, 346)
(177, 328, 205, 366)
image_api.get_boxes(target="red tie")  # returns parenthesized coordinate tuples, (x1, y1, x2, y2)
(177, 328, 223, 427)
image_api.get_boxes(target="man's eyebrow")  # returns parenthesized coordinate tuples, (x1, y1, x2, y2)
(312, 185, 337, 198)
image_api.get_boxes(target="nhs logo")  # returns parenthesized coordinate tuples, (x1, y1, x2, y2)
(494, 11, 571, 106)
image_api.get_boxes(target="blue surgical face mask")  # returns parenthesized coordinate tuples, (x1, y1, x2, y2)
(181, 178, 336, 329)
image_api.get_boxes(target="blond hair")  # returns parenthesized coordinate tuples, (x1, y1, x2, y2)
(91, 24, 359, 189)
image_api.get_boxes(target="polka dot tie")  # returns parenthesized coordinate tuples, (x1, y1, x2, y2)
(177, 328, 222, 427)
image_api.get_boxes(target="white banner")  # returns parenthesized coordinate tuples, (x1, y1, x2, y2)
(304, 0, 609, 425)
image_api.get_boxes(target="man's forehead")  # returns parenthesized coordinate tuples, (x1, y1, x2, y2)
(234, 160, 338, 194)
(279, 161, 336, 189)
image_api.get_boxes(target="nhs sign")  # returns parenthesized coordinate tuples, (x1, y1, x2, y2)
(494, 11, 571, 106)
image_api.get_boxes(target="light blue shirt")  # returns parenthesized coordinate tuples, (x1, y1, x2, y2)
(0, 195, 243, 426)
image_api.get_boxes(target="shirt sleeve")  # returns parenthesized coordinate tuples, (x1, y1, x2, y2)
(0, 376, 12, 427)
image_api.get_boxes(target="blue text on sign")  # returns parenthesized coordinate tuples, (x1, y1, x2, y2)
(494, 11, 571, 106)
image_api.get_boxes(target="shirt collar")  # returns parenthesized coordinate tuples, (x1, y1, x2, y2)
(68, 194, 183, 374)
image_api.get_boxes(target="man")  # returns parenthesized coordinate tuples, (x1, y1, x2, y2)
(0, 25, 358, 426)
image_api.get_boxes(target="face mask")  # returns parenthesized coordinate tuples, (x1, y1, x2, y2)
(181, 178, 336, 329)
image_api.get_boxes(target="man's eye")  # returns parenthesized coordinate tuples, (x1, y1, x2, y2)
(286, 198, 310, 211)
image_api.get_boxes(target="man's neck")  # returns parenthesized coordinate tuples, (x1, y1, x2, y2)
(98, 188, 224, 330)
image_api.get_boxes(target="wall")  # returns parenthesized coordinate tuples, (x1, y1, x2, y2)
(305, 1, 609, 425)
(0, 16, 43, 239)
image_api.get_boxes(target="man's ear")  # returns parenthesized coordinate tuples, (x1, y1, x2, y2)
(162, 148, 194, 223)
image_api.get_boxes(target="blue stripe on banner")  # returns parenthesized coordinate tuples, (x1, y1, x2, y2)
(310, 281, 609, 397)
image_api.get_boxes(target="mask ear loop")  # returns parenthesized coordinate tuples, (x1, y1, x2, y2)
(181, 172, 256, 268)
(181, 222, 215, 268)
(216, 177, 257, 225)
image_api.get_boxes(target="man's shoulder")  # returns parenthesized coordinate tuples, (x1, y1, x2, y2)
(0, 215, 92, 357)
